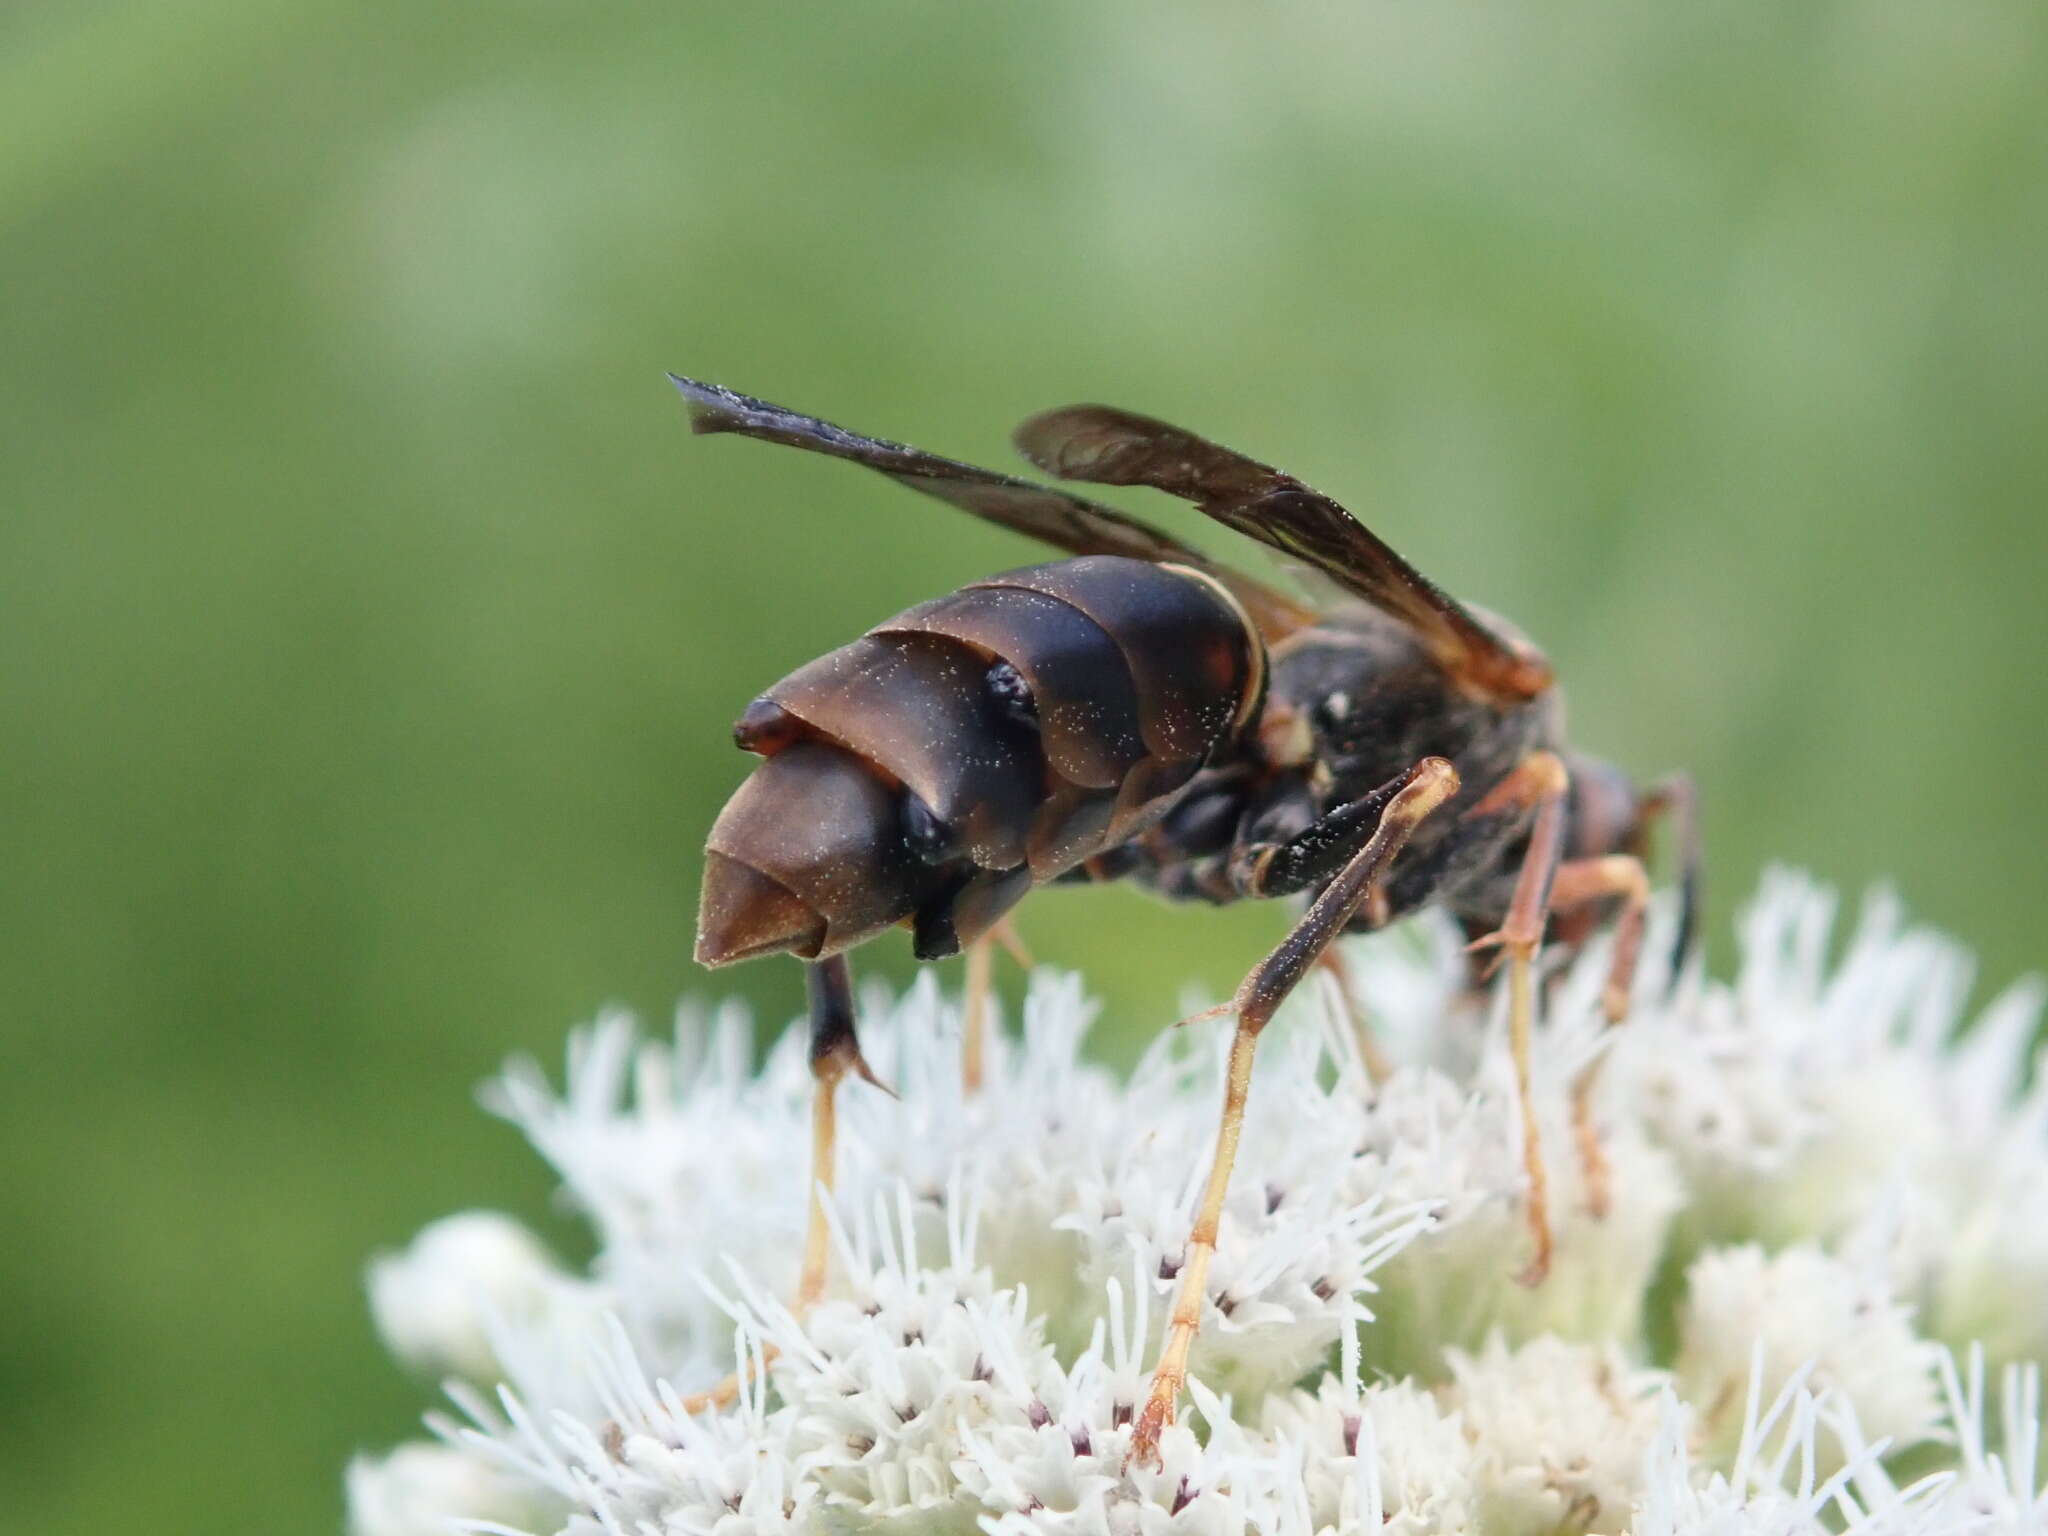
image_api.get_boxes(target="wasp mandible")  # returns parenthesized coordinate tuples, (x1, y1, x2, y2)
(668, 375, 1698, 1467)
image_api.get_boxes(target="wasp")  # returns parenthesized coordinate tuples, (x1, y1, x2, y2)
(668, 375, 1698, 1466)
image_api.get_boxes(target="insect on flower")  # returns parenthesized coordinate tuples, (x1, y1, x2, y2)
(666, 375, 1699, 1467)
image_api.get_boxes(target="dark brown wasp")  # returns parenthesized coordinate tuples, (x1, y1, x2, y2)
(668, 374, 1698, 1466)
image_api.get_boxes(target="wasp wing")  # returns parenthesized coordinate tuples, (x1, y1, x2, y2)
(1012, 404, 1552, 705)
(669, 375, 1311, 637)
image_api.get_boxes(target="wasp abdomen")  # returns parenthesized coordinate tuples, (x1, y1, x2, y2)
(701, 738, 924, 964)
(697, 555, 1263, 967)
(974, 558, 1254, 761)
(760, 633, 1043, 868)
(876, 585, 1146, 788)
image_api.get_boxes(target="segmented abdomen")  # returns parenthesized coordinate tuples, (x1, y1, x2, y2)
(709, 555, 1264, 958)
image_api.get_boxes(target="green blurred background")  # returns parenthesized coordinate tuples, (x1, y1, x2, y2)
(3, 2, 2045, 1529)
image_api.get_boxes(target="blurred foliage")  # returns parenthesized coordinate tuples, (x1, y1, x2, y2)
(2, 2, 2045, 1530)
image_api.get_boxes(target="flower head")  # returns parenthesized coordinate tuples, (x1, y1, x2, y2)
(351, 872, 2046, 1536)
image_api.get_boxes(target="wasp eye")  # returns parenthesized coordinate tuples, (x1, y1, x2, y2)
(901, 791, 958, 864)
(985, 660, 1038, 730)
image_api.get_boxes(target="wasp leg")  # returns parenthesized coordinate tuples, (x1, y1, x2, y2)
(682, 954, 884, 1413)
(1127, 756, 1459, 1471)
(797, 955, 891, 1304)
(1316, 947, 1395, 1082)
(963, 934, 993, 1095)
(1182, 774, 1442, 1083)
(1552, 856, 1652, 1029)
(1631, 773, 1702, 989)
(992, 917, 1033, 970)
(961, 919, 1032, 1095)
(1546, 854, 1650, 1220)
(1462, 752, 1570, 1287)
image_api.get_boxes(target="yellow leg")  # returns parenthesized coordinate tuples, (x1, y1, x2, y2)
(678, 1364, 761, 1416)
(1463, 752, 1570, 1287)
(1505, 948, 1552, 1285)
(962, 917, 1030, 1096)
(963, 935, 992, 1096)
(681, 954, 875, 1414)
(992, 916, 1033, 970)
(1632, 772, 1702, 983)
(1549, 854, 1650, 1220)
(1569, 1065, 1610, 1221)
(1318, 947, 1396, 1083)
(1129, 1023, 1255, 1460)
(1127, 757, 1459, 1469)
(797, 1053, 847, 1310)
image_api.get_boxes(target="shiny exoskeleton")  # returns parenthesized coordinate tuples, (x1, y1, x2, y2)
(680, 380, 1690, 979)
(666, 374, 1698, 1458)
(698, 554, 1265, 968)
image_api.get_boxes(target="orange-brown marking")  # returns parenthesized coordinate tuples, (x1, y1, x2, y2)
(1547, 853, 1651, 1219)
(1463, 751, 1570, 1286)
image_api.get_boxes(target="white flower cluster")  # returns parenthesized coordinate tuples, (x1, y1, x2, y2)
(349, 872, 2047, 1536)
